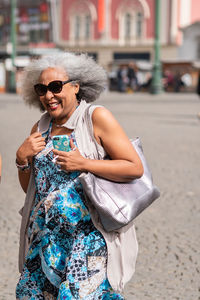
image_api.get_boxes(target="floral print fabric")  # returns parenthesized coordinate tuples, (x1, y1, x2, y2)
(16, 123, 124, 299)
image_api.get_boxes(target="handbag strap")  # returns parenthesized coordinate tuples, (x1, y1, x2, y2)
(85, 105, 101, 160)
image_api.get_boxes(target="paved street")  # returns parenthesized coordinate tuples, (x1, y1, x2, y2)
(0, 91, 200, 300)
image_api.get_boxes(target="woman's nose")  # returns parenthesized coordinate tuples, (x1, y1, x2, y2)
(45, 90, 54, 99)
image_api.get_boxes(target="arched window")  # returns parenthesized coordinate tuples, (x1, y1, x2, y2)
(117, 2, 147, 45)
(125, 13, 131, 39)
(136, 12, 143, 38)
(120, 10, 144, 43)
(72, 14, 92, 43)
(85, 15, 91, 39)
(75, 15, 81, 41)
(68, 1, 97, 45)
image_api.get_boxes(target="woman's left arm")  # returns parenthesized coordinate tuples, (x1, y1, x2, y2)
(82, 107, 143, 182)
(54, 107, 143, 182)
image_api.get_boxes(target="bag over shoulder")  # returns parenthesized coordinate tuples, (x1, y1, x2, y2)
(79, 105, 160, 232)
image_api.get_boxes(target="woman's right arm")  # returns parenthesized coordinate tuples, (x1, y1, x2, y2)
(16, 123, 46, 193)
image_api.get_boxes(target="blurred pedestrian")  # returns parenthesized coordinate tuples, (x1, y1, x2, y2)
(174, 72, 184, 93)
(138, 72, 152, 92)
(181, 72, 192, 90)
(117, 65, 128, 92)
(16, 52, 142, 299)
(163, 70, 174, 91)
(127, 62, 137, 92)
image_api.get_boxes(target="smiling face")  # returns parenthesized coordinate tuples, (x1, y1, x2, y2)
(38, 67, 79, 124)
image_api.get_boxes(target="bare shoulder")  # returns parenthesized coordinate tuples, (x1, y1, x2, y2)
(92, 106, 120, 130)
(92, 106, 114, 119)
(30, 122, 39, 134)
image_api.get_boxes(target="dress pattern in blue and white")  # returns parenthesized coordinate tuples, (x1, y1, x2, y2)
(16, 122, 124, 299)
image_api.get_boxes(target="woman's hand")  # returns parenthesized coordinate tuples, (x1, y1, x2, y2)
(16, 132, 46, 164)
(53, 140, 86, 172)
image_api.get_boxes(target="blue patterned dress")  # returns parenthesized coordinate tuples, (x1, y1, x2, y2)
(16, 122, 124, 299)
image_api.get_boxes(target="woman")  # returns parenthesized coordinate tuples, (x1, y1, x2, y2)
(16, 53, 143, 299)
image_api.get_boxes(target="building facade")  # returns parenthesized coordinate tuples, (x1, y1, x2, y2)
(56, 0, 200, 69)
(0, 0, 58, 92)
(0, 0, 199, 67)
(0, 0, 53, 55)
(0, 0, 200, 92)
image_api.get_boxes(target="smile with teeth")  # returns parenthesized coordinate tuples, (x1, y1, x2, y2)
(48, 102, 60, 109)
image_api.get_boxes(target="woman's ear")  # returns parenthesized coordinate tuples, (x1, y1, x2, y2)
(74, 83, 80, 94)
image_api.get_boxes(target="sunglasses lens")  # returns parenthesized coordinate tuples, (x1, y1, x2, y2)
(49, 81, 62, 94)
(34, 84, 47, 96)
(34, 80, 64, 96)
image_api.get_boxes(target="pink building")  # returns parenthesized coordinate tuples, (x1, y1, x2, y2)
(55, 0, 200, 68)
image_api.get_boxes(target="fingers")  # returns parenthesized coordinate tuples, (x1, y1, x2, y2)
(29, 139, 45, 150)
(53, 149, 66, 156)
(27, 134, 45, 148)
(29, 136, 45, 143)
(17, 131, 46, 163)
(37, 142, 46, 147)
(31, 132, 43, 138)
(70, 139, 76, 151)
(30, 132, 45, 144)
(55, 153, 69, 163)
(23, 133, 46, 157)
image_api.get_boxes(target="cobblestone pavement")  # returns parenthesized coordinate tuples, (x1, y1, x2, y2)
(0, 92, 200, 300)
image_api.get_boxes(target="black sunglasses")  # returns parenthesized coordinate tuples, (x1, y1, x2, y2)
(34, 79, 73, 96)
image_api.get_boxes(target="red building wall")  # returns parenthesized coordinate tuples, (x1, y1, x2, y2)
(110, 0, 120, 39)
(110, 0, 154, 40)
(61, 0, 70, 40)
(61, 0, 99, 41)
(191, 0, 200, 23)
(146, 0, 154, 39)
(61, 0, 156, 42)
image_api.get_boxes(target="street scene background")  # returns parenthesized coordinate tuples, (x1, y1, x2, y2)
(0, 91, 200, 300)
(0, 1, 200, 298)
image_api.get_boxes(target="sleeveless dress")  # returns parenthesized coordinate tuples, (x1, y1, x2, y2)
(16, 122, 124, 299)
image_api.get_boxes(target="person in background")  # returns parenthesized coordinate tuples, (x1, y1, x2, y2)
(127, 62, 138, 92)
(16, 52, 143, 299)
(173, 71, 184, 93)
(163, 69, 174, 92)
(117, 64, 128, 92)
(181, 72, 192, 91)
(137, 72, 152, 92)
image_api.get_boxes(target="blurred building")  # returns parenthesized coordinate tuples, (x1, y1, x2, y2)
(178, 21, 200, 61)
(0, 0, 200, 92)
(57, 0, 200, 69)
(0, 0, 200, 68)
(0, 0, 61, 92)
(0, 0, 55, 56)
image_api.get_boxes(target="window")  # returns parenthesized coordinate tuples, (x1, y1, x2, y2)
(75, 15, 81, 41)
(72, 14, 92, 43)
(136, 12, 143, 38)
(85, 15, 91, 39)
(118, 8, 145, 44)
(125, 13, 131, 39)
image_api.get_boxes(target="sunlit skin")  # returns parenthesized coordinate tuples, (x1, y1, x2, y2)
(38, 67, 80, 125)
(16, 67, 144, 193)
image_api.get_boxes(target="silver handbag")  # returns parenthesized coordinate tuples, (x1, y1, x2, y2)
(80, 107, 160, 232)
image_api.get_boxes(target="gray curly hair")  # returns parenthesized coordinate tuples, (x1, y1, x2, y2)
(20, 52, 108, 110)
